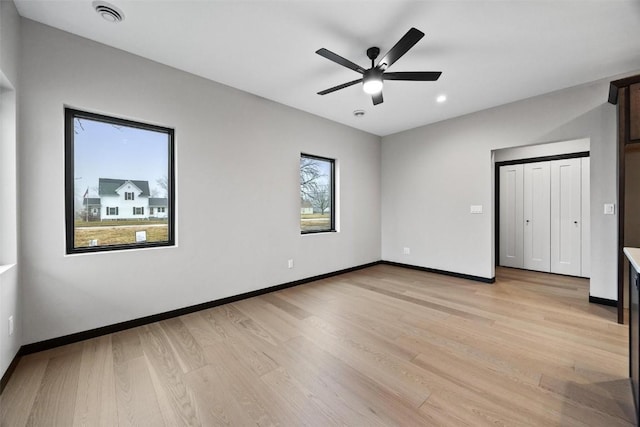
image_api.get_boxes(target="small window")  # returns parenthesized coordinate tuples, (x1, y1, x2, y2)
(105, 207, 119, 216)
(65, 108, 175, 254)
(300, 154, 335, 233)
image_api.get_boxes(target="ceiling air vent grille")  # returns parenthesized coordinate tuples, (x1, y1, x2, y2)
(92, 1, 125, 23)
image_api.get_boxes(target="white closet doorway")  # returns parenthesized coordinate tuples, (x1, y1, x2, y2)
(498, 154, 590, 278)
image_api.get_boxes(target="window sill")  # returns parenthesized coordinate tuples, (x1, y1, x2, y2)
(301, 230, 338, 236)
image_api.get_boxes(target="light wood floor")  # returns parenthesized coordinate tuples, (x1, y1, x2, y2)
(1, 265, 634, 426)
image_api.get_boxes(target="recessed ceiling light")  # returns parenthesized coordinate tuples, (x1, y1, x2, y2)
(353, 109, 366, 117)
(92, 1, 125, 23)
(436, 95, 447, 103)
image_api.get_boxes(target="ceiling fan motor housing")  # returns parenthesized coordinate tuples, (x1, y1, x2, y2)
(367, 47, 380, 61)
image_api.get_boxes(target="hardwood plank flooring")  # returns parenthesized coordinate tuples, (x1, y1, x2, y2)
(1, 265, 634, 426)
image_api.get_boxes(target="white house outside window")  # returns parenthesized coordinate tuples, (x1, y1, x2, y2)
(65, 108, 175, 254)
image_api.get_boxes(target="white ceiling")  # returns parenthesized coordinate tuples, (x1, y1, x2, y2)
(13, 0, 640, 136)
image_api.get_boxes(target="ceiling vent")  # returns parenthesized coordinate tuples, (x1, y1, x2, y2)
(92, 1, 125, 23)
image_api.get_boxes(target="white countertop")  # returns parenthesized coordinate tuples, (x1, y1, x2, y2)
(624, 247, 640, 272)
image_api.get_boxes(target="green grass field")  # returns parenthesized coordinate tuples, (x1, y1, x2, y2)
(75, 219, 167, 227)
(300, 213, 330, 232)
(74, 224, 168, 247)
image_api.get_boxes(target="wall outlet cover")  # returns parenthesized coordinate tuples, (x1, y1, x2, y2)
(604, 203, 615, 215)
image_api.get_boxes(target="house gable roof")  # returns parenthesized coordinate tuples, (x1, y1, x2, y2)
(148, 198, 168, 207)
(99, 178, 150, 197)
(115, 180, 144, 195)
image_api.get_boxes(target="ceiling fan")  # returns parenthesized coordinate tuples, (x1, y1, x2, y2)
(316, 27, 442, 106)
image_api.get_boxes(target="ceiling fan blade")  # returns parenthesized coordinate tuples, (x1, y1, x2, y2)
(372, 92, 383, 105)
(383, 71, 442, 81)
(316, 48, 366, 74)
(377, 28, 425, 70)
(317, 78, 362, 95)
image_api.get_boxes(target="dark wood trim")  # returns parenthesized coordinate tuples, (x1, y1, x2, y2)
(495, 151, 590, 168)
(626, 83, 640, 145)
(609, 75, 640, 105)
(589, 295, 618, 307)
(381, 261, 495, 283)
(0, 350, 22, 394)
(619, 89, 627, 324)
(18, 261, 382, 356)
(3, 260, 497, 392)
(610, 83, 620, 105)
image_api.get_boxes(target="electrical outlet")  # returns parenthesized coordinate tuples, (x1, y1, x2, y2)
(604, 203, 615, 215)
(8, 316, 14, 336)
(403, 247, 410, 255)
(287, 259, 294, 269)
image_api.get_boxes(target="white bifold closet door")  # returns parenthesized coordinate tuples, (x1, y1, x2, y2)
(524, 162, 551, 272)
(499, 164, 523, 268)
(550, 158, 582, 276)
(499, 157, 589, 277)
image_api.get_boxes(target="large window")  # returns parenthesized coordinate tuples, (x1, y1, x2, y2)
(300, 154, 335, 233)
(65, 108, 175, 254)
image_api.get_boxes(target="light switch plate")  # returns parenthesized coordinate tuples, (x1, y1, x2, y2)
(470, 205, 483, 214)
(604, 203, 615, 215)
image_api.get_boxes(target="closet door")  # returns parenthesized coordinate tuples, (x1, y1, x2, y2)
(499, 164, 524, 268)
(524, 162, 551, 272)
(551, 158, 582, 276)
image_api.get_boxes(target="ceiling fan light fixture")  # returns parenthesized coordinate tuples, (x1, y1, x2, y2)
(362, 70, 383, 95)
(316, 28, 440, 105)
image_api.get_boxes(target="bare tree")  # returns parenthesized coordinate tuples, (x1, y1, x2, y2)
(156, 175, 168, 198)
(309, 185, 331, 214)
(300, 157, 322, 200)
(74, 118, 121, 134)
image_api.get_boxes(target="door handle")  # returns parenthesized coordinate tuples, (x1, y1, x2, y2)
(574, 221, 578, 224)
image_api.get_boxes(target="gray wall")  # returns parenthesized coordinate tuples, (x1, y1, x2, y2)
(381, 80, 619, 299)
(7, 11, 631, 362)
(19, 20, 381, 345)
(0, 0, 21, 378)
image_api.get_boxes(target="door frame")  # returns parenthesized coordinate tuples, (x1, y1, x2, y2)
(495, 151, 590, 271)
(609, 75, 640, 324)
